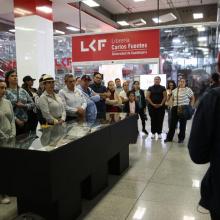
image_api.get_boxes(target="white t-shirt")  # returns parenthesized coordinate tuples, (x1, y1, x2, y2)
(172, 87, 194, 106)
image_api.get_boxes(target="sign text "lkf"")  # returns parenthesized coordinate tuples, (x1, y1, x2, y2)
(80, 39, 107, 52)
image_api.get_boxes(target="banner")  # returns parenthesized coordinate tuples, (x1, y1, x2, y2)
(72, 29, 160, 62)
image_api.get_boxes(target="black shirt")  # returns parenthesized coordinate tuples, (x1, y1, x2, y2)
(148, 85, 166, 104)
(89, 83, 107, 114)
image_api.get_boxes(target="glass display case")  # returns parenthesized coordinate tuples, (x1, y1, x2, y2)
(0, 113, 128, 151)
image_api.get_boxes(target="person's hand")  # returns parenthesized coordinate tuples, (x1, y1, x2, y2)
(106, 91, 111, 98)
(77, 107, 85, 116)
(152, 103, 157, 108)
(16, 119, 25, 127)
(58, 119, 65, 124)
(16, 101, 25, 108)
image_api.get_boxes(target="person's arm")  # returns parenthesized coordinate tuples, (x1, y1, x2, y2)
(9, 101, 16, 137)
(146, 90, 156, 107)
(23, 90, 35, 110)
(123, 102, 129, 113)
(160, 90, 167, 106)
(141, 90, 147, 108)
(188, 90, 219, 164)
(90, 88, 101, 102)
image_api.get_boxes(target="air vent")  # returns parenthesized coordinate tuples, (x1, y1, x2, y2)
(129, 19, 146, 27)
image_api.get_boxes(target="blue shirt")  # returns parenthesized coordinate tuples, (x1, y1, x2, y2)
(77, 85, 100, 121)
(5, 87, 34, 121)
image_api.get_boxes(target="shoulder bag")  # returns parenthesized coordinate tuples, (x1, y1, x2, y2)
(177, 87, 194, 120)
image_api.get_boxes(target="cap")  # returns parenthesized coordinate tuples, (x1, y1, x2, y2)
(42, 75, 55, 83)
(23, 75, 36, 82)
(81, 75, 91, 81)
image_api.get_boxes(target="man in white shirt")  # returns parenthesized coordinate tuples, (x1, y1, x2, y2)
(119, 81, 129, 103)
(59, 74, 87, 121)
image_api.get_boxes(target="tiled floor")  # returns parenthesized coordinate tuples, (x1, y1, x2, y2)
(77, 118, 211, 220)
(0, 116, 211, 220)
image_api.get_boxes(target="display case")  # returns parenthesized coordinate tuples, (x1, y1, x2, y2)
(0, 113, 138, 220)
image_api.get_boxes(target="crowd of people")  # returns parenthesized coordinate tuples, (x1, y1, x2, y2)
(0, 69, 219, 209)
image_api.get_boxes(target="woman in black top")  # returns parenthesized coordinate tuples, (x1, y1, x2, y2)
(146, 76, 167, 139)
(132, 81, 148, 135)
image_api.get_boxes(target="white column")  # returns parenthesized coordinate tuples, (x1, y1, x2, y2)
(15, 15, 55, 86)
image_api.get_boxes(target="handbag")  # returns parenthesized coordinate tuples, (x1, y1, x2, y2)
(177, 88, 194, 120)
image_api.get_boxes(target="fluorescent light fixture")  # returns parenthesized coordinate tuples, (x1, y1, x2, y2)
(14, 8, 32, 15)
(193, 13, 203, 19)
(198, 36, 207, 42)
(133, 207, 146, 219)
(192, 179, 200, 188)
(172, 38, 181, 44)
(117, 21, 129, 26)
(9, 29, 16, 33)
(36, 6, 52, 14)
(183, 216, 195, 220)
(194, 25, 205, 32)
(152, 17, 161, 23)
(66, 26, 79, 31)
(54, 30, 65, 35)
(134, 0, 146, 2)
(82, 0, 100, 7)
(164, 29, 172, 33)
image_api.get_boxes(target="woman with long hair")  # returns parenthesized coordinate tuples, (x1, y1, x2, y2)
(5, 70, 35, 135)
(165, 80, 176, 129)
(133, 81, 148, 135)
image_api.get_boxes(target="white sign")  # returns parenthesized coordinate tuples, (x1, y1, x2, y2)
(140, 74, 167, 90)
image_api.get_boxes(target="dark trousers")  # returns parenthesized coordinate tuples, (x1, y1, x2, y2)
(166, 106, 187, 141)
(210, 212, 220, 220)
(27, 111, 38, 131)
(139, 108, 146, 130)
(148, 106, 165, 134)
(16, 122, 28, 136)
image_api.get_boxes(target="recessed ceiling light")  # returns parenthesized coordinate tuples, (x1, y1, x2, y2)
(14, 8, 32, 15)
(193, 13, 203, 19)
(82, 0, 100, 7)
(164, 29, 172, 33)
(9, 29, 16, 33)
(117, 21, 129, 26)
(54, 30, 65, 35)
(36, 6, 52, 14)
(66, 26, 79, 31)
(152, 18, 161, 23)
(134, 0, 146, 2)
(130, 18, 146, 27)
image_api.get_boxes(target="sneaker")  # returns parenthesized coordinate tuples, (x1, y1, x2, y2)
(1, 195, 10, 204)
(142, 129, 148, 135)
(158, 134, 162, 139)
(151, 134, 155, 139)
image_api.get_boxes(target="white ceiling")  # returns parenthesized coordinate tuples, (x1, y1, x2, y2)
(96, 0, 218, 14)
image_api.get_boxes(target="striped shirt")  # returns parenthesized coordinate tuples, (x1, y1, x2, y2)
(172, 87, 193, 106)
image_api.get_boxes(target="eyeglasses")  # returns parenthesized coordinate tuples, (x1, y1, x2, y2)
(95, 77, 102, 80)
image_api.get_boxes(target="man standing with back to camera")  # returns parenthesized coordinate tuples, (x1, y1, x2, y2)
(188, 86, 220, 220)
